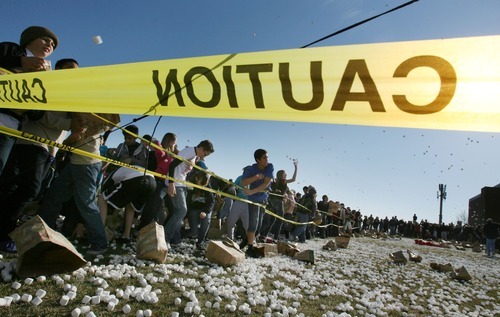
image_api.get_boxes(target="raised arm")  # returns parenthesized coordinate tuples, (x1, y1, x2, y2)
(286, 160, 298, 184)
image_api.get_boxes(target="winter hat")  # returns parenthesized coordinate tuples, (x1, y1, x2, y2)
(308, 186, 317, 195)
(20, 26, 58, 49)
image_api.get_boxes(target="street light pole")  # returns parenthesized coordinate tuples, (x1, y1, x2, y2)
(437, 184, 447, 225)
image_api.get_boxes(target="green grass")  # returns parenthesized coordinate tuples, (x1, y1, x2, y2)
(0, 236, 498, 316)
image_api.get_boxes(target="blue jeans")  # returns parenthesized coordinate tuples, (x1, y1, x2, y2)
(389, 225, 396, 235)
(226, 200, 249, 239)
(248, 203, 265, 233)
(218, 197, 233, 220)
(269, 198, 285, 238)
(185, 208, 212, 244)
(291, 212, 310, 241)
(0, 133, 16, 175)
(486, 238, 496, 256)
(39, 162, 107, 249)
(259, 211, 272, 237)
(164, 186, 188, 243)
(0, 145, 51, 241)
(138, 180, 165, 231)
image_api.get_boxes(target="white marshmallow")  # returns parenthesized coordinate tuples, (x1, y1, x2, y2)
(71, 308, 81, 317)
(60, 295, 70, 306)
(82, 295, 91, 304)
(21, 294, 32, 302)
(24, 278, 34, 285)
(30, 296, 43, 306)
(92, 36, 103, 45)
(123, 304, 131, 314)
(35, 289, 47, 298)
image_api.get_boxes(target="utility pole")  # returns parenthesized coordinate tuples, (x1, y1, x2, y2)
(437, 184, 447, 225)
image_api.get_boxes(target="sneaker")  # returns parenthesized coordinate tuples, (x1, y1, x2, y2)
(195, 243, 204, 251)
(116, 237, 132, 245)
(87, 246, 108, 255)
(166, 243, 174, 254)
(0, 240, 17, 254)
(265, 236, 276, 244)
(245, 246, 259, 259)
(238, 238, 248, 250)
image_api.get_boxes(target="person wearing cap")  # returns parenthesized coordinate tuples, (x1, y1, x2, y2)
(0, 26, 59, 176)
(0, 25, 58, 72)
(0, 59, 75, 254)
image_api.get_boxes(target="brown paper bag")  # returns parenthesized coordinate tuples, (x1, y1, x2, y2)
(207, 217, 225, 240)
(451, 266, 472, 281)
(389, 250, 408, 264)
(322, 240, 337, 251)
(293, 249, 315, 264)
(254, 243, 278, 257)
(335, 235, 350, 248)
(277, 240, 300, 257)
(205, 238, 245, 267)
(136, 222, 168, 263)
(9, 215, 87, 277)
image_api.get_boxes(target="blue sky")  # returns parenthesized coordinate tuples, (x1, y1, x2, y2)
(2, 0, 499, 224)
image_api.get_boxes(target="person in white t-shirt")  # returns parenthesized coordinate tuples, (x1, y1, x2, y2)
(164, 140, 214, 247)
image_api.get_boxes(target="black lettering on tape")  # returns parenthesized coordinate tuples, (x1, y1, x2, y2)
(393, 55, 456, 114)
(280, 61, 324, 111)
(332, 59, 385, 112)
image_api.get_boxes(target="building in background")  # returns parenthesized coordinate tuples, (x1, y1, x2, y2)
(468, 184, 500, 226)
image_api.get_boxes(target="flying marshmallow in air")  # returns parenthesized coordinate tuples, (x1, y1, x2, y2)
(92, 35, 103, 44)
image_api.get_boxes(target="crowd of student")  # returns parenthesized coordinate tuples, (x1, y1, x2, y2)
(1, 26, 498, 260)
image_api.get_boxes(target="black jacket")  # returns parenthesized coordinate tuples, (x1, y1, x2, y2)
(484, 221, 500, 239)
(0, 42, 26, 72)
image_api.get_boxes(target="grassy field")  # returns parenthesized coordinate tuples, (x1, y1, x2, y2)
(0, 235, 498, 317)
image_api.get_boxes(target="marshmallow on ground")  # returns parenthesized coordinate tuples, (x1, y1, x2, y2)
(24, 278, 34, 285)
(91, 295, 100, 304)
(80, 306, 91, 314)
(107, 302, 116, 311)
(71, 308, 81, 317)
(35, 289, 47, 298)
(37, 276, 47, 283)
(81, 295, 91, 304)
(60, 295, 70, 306)
(122, 304, 131, 314)
(31, 296, 43, 306)
(21, 294, 32, 302)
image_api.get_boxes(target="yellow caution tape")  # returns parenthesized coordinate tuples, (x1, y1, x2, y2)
(1, 36, 499, 132)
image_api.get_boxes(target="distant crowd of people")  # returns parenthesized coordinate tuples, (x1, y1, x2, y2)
(1, 26, 498, 260)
